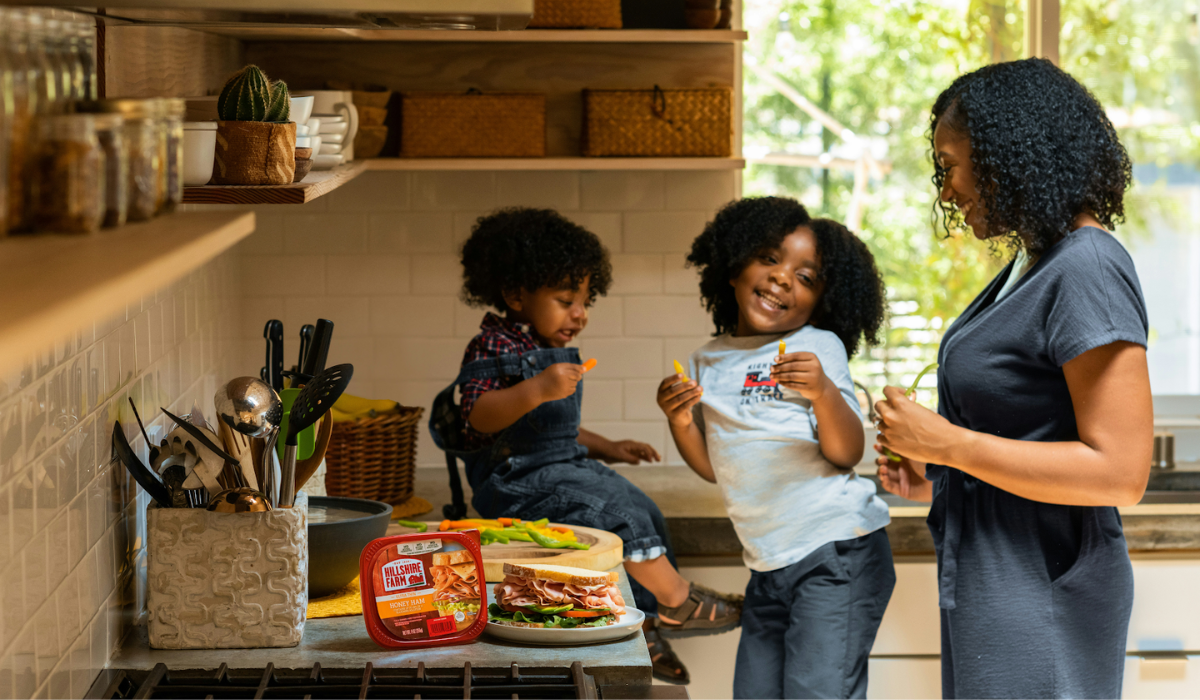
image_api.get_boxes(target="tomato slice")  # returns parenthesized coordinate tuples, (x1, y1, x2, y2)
(561, 609, 610, 618)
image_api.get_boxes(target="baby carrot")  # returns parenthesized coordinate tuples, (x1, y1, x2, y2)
(883, 362, 940, 462)
(673, 360, 690, 382)
(582, 358, 598, 373)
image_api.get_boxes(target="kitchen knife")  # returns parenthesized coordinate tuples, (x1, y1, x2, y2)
(301, 319, 334, 378)
(299, 324, 315, 374)
(264, 320, 284, 392)
(160, 407, 242, 468)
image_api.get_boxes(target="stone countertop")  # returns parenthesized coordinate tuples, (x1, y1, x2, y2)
(418, 464, 1200, 557)
(109, 569, 651, 687)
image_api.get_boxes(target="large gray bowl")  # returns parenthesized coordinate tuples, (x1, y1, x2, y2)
(308, 496, 392, 599)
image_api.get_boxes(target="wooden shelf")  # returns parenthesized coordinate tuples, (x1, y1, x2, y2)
(366, 157, 745, 170)
(206, 27, 748, 43)
(182, 161, 369, 205)
(0, 211, 255, 374)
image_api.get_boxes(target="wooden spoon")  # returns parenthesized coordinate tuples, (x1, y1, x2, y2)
(294, 413, 333, 495)
(218, 419, 258, 491)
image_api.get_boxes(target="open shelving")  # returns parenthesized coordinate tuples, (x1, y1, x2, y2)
(182, 161, 368, 204)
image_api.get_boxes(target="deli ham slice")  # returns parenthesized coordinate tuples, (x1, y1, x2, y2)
(493, 574, 626, 614)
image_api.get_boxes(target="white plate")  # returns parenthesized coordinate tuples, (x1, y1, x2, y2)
(484, 607, 644, 646)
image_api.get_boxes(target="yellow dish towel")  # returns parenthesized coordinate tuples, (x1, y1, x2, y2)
(308, 576, 363, 619)
(392, 495, 433, 520)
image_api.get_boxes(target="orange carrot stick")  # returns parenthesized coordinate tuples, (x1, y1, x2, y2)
(582, 358, 598, 372)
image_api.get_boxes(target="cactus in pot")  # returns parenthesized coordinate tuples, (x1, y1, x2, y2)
(211, 65, 296, 185)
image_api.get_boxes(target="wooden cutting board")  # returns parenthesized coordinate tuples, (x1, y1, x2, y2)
(386, 521, 624, 582)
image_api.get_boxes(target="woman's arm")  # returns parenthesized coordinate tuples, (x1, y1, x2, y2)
(876, 341, 1152, 506)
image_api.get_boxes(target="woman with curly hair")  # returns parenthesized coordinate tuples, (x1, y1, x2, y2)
(874, 58, 1152, 697)
(657, 197, 892, 698)
(428, 207, 742, 685)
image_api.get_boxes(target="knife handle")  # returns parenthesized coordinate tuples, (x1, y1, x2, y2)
(302, 319, 334, 378)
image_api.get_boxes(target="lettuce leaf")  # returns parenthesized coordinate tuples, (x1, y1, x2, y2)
(487, 603, 615, 629)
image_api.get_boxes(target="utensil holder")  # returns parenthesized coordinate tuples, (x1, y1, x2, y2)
(146, 491, 309, 649)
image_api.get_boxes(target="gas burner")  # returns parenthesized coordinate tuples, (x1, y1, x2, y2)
(86, 661, 599, 699)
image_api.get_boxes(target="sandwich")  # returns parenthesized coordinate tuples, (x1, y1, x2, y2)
(489, 563, 626, 629)
(430, 550, 481, 631)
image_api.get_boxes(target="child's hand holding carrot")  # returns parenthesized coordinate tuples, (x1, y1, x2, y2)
(657, 366, 703, 428)
(535, 362, 586, 402)
(771, 350, 835, 402)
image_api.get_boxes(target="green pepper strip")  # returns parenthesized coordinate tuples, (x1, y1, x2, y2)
(395, 519, 428, 532)
(530, 518, 550, 528)
(491, 527, 535, 542)
(883, 362, 940, 463)
(481, 529, 510, 545)
(522, 525, 591, 550)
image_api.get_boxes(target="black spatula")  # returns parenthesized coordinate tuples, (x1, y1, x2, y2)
(112, 421, 172, 508)
(278, 363, 353, 507)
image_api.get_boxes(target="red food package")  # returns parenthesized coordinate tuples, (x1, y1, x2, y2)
(359, 529, 486, 648)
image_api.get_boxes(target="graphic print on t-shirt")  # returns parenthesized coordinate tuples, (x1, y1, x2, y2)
(741, 361, 783, 404)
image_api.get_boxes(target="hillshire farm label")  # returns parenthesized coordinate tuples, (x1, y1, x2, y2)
(381, 558, 426, 592)
(397, 539, 442, 556)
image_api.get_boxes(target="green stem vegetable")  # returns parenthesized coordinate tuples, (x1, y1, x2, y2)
(884, 362, 939, 463)
(395, 519, 428, 532)
(522, 525, 591, 550)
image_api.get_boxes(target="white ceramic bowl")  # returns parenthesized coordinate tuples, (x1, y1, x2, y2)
(318, 119, 349, 136)
(182, 122, 217, 186)
(309, 135, 323, 154)
(321, 132, 344, 145)
(318, 142, 344, 156)
(312, 153, 344, 170)
(289, 95, 314, 125)
(306, 117, 322, 134)
(295, 135, 311, 148)
(295, 124, 309, 137)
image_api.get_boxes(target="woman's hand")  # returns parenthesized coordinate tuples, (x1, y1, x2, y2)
(657, 374, 703, 428)
(874, 443, 932, 502)
(535, 362, 585, 402)
(600, 440, 662, 465)
(874, 385, 954, 466)
(771, 351, 833, 401)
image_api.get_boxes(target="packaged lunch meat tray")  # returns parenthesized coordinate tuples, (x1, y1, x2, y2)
(360, 530, 486, 648)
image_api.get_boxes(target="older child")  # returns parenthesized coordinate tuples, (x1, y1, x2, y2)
(657, 198, 892, 699)
(429, 207, 741, 684)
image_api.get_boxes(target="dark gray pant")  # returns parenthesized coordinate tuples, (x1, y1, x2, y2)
(733, 529, 896, 699)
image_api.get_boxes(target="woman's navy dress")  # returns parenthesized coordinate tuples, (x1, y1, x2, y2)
(928, 227, 1147, 698)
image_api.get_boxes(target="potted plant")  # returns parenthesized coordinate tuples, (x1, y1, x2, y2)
(211, 65, 296, 185)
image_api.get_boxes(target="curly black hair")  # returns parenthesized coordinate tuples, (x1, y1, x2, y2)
(930, 57, 1132, 256)
(687, 197, 886, 358)
(460, 207, 613, 311)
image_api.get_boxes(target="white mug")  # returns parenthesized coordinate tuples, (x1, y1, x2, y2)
(293, 90, 358, 160)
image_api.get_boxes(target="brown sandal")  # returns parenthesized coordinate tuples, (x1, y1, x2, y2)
(657, 582, 743, 638)
(644, 619, 690, 685)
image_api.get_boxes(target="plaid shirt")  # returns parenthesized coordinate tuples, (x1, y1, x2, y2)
(460, 312, 542, 450)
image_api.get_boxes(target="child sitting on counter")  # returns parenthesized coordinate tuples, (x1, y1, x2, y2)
(429, 207, 742, 684)
(657, 197, 893, 699)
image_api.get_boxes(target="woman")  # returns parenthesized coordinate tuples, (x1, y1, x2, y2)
(874, 58, 1153, 698)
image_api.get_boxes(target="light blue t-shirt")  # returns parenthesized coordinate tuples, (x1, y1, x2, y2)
(690, 325, 890, 572)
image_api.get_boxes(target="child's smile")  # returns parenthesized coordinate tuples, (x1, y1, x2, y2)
(731, 226, 824, 336)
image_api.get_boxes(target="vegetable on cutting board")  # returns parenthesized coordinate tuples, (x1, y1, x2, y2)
(436, 517, 591, 550)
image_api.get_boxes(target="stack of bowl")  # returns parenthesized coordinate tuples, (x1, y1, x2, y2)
(290, 96, 316, 182)
(351, 90, 391, 159)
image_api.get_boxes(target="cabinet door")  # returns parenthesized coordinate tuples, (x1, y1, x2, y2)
(867, 658, 942, 699)
(871, 560, 941, 655)
(1124, 655, 1200, 698)
(1129, 560, 1200, 653)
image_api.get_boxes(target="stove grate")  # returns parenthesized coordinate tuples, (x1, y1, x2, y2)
(88, 661, 600, 699)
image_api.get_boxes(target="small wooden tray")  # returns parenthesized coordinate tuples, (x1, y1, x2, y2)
(387, 521, 624, 582)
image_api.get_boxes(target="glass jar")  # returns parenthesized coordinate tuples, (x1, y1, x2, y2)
(76, 99, 159, 221)
(32, 113, 104, 234)
(93, 113, 127, 228)
(160, 98, 185, 213)
(4, 9, 35, 233)
(74, 19, 97, 101)
(150, 98, 168, 213)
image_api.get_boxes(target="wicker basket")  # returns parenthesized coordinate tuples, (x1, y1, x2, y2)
(582, 86, 733, 157)
(399, 91, 546, 158)
(529, 0, 621, 28)
(323, 406, 424, 505)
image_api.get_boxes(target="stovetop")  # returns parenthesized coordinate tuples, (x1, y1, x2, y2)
(86, 661, 602, 699)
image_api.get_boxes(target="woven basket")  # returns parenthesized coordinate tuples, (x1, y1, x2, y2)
(582, 86, 733, 157)
(399, 92, 546, 158)
(323, 406, 424, 505)
(529, 0, 621, 28)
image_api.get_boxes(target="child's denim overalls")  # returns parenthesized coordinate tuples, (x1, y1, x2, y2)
(430, 345, 675, 613)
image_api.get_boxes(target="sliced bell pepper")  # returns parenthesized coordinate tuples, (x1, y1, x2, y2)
(883, 362, 940, 462)
(395, 519, 428, 532)
(561, 609, 610, 617)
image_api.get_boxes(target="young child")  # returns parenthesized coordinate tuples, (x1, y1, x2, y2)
(657, 197, 893, 699)
(429, 207, 742, 684)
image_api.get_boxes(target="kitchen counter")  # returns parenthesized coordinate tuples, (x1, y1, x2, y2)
(107, 568, 652, 688)
(418, 464, 1200, 557)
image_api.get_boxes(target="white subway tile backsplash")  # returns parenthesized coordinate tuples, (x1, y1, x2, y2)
(580, 379, 622, 422)
(581, 296, 623, 338)
(576, 338, 664, 379)
(624, 295, 711, 337)
(622, 379, 665, 421)
(455, 301, 490, 338)
(581, 172, 664, 211)
(663, 253, 702, 295)
(411, 172, 497, 211)
(409, 255, 462, 296)
(578, 421, 667, 457)
(565, 212, 622, 254)
(623, 211, 709, 253)
(369, 296, 456, 338)
(664, 171, 736, 212)
(374, 338, 465, 381)
(242, 254, 326, 298)
(452, 210, 493, 247)
(496, 171, 581, 210)
(368, 212, 455, 254)
(326, 255, 410, 296)
(281, 213, 370, 255)
(285, 296, 372, 339)
(325, 172, 411, 212)
(609, 255, 664, 296)
(663, 337, 716, 376)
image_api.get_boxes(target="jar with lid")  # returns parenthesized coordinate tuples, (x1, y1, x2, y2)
(32, 113, 104, 233)
(3, 9, 35, 234)
(160, 98, 185, 213)
(93, 113, 127, 228)
(77, 99, 159, 221)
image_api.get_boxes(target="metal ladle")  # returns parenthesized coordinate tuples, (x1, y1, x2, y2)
(214, 377, 283, 502)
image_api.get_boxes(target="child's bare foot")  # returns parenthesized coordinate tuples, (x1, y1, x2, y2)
(657, 582, 743, 638)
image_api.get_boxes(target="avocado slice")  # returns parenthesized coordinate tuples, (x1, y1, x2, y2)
(523, 603, 574, 615)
